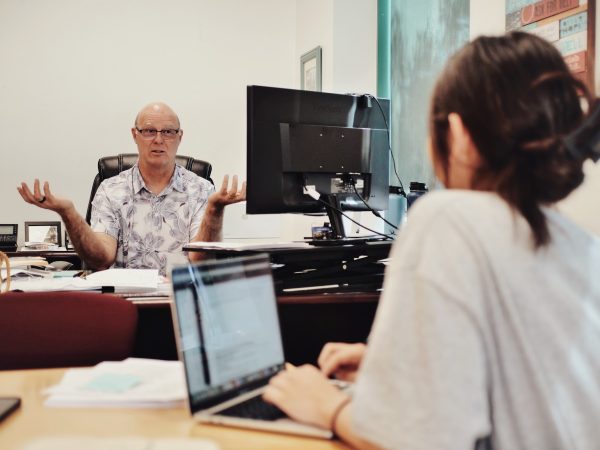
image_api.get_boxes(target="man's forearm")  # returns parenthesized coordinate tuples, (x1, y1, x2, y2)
(59, 206, 115, 270)
(196, 204, 224, 241)
(188, 204, 224, 262)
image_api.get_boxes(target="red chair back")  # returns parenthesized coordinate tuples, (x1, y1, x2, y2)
(0, 291, 138, 370)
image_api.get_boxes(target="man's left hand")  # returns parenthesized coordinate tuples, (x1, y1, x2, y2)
(208, 174, 246, 210)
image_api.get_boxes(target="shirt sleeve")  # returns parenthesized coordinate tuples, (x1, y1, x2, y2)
(90, 182, 121, 240)
(352, 197, 492, 450)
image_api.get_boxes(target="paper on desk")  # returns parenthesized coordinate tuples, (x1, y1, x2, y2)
(44, 358, 186, 408)
(185, 241, 310, 251)
(8, 276, 100, 292)
(85, 268, 159, 292)
(8, 256, 49, 267)
(23, 437, 220, 450)
(6, 268, 160, 293)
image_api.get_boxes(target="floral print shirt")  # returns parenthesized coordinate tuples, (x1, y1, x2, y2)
(90, 164, 214, 275)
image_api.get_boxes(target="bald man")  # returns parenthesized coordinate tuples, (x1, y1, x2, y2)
(18, 102, 245, 276)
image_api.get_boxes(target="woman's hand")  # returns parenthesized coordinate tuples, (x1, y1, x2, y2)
(318, 342, 366, 382)
(263, 364, 350, 430)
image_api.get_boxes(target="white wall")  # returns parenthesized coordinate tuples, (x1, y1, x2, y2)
(470, 0, 600, 235)
(0, 0, 296, 244)
(284, 0, 379, 240)
(0, 0, 382, 244)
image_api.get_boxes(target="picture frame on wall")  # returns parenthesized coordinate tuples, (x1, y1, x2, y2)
(300, 46, 322, 91)
(24, 221, 62, 247)
(506, 0, 596, 94)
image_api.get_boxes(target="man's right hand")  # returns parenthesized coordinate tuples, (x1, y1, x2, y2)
(318, 342, 366, 382)
(17, 179, 74, 214)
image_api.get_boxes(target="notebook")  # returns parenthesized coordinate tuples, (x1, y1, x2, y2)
(170, 254, 333, 439)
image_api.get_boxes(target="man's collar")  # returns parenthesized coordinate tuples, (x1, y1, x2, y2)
(132, 163, 185, 195)
(132, 164, 145, 194)
(171, 165, 186, 193)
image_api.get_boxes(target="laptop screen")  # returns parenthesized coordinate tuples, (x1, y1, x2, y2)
(171, 254, 285, 408)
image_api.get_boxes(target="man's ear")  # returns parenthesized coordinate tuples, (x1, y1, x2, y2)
(447, 113, 479, 166)
(131, 128, 137, 142)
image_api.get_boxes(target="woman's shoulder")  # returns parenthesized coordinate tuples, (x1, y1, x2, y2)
(398, 190, 527, 262)
(407, 190, 510, 226)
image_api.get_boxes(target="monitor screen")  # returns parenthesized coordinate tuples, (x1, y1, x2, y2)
(246, 86, 390, 223)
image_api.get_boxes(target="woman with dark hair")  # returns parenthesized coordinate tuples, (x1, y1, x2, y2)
(263, 32, 600, 449)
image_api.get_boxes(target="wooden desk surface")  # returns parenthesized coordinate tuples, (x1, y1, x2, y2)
(0, 368, 349, 450)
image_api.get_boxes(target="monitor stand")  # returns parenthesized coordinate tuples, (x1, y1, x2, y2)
(305, 194, 388, 247)
(323, 194, 345, 240)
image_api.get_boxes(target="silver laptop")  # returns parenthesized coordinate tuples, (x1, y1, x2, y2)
(170, 254, 333, 439)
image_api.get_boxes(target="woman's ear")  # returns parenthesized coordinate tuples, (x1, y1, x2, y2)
(447, 113, 479, 166)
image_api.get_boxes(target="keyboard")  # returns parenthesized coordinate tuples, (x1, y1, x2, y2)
(218, 395, 285, 421)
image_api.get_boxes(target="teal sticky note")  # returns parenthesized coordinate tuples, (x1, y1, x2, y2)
(83, 373, 141, 393)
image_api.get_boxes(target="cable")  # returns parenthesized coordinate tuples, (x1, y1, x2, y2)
(366, 94, 406, 196)
(315, 196, 394, 240)
(349, 181, 398, 231)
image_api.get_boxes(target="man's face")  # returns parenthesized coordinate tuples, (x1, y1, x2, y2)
(131, 107, 182, 171)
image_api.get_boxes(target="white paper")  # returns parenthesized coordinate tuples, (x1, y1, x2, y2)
(184, 241, 310, 251)
(85, 268, 159, 292)
(7, 268, 160, 293)
(44, 358, 186, 408)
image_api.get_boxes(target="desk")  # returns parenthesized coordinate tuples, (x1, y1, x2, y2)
(6, 250, 81, 269)
(131, 293, 379, 365)
(184, 241, 391, 294)
(0, 368, 348, 450)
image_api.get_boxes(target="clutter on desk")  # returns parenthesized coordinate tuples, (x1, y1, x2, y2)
(184, 240, 310, 251)
(23, 437, 220, 450)
(43, 358, 186, 408)
(6, 268, 160, 293)
(1, 255, 57, 291)
(20, 242, 62, 251)
(9, 255, 48, 268)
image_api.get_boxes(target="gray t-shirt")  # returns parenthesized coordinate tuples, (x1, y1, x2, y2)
(354, 190, 600, 450)
(91, 164, 214, 276)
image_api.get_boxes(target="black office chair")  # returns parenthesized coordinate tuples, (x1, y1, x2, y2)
(85, 153, 213, 224)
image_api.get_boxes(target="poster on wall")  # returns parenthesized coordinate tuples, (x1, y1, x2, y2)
(391, 0, 470, 189)
(506, 0, 596, 93)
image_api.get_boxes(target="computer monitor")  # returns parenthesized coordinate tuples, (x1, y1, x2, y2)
(246, 85, 390, 239)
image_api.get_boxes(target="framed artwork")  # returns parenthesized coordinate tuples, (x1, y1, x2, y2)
(301, 46, 322, 91)
(506, 0, 596, 93)
(390, 0, 469, 189)
(24, 221, 62, 246)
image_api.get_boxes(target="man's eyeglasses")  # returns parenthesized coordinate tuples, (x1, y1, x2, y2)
(135, 128, 181, 139)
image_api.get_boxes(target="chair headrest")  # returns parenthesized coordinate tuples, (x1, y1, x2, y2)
(97, 154, 211, 180)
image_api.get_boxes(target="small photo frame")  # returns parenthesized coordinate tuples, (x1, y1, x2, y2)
(64, 230, 74, 250)
(301, 46, 322, 92)
(24, 221, 62, 246)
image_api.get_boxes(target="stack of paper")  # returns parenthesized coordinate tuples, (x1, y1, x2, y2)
(9, 256, 48, 267)
(85, 268, 159, 292)
(184, 241, 310, 251)
(44, 358, 186, 408)
(20, 243, 62, 251)
(7, 268, 160, 293)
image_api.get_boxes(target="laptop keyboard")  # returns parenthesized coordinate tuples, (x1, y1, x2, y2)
(218, 396, 285, 421)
